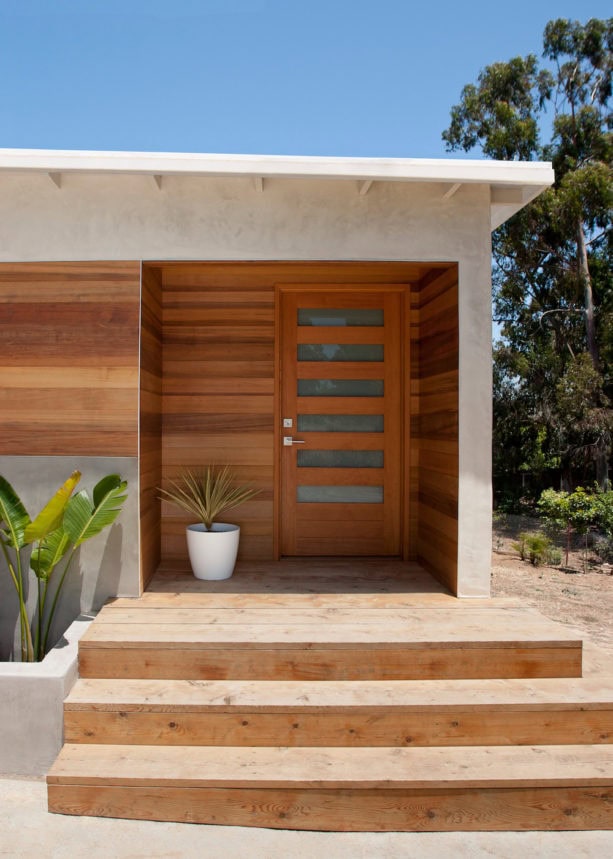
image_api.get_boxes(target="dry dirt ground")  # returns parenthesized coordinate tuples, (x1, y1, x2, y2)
(492, 515, 613, 652)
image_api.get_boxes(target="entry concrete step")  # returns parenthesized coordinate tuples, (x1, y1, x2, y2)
(78, 605, 582, 680)
(47, 743, 613, 830)
(64, 677, 613, 747)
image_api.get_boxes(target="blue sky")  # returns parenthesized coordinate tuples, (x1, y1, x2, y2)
(0, 0, 611, 157)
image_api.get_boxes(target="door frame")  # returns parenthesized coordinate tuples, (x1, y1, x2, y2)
(273, 281, 411, 560)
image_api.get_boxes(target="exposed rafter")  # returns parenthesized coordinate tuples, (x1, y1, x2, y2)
(443, 183, 461, 200)
(0, 148, 554, 231)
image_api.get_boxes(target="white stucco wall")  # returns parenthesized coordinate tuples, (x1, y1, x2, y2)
(0, 172, 493, 596)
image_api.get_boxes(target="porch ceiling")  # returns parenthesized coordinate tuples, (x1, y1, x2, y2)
(0, 147, 554, 231)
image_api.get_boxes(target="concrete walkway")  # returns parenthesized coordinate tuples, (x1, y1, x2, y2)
(1, 776, 612, 859)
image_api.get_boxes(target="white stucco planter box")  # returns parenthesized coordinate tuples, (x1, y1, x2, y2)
(0, 616, 91, 776)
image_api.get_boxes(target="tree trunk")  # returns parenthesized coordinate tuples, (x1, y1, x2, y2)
(578, 221, 609, 487)
(578, 220, 599, 369)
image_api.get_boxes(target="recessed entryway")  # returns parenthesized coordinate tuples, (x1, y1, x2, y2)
(139, 261, 459, 593)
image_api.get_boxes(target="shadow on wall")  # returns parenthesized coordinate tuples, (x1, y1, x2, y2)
(0, 457, 140, 660)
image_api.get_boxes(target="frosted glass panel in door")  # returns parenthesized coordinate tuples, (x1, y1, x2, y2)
(298, 308, 384, 326)
(297, 485, 384, 503)
(297, 414, 384, 432)
(297, 450, 384, 468)
(298, 379, 384, 397)
(298, 344, 384, 362)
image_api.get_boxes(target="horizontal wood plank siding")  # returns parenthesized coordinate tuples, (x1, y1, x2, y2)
(158, 262, 450, 565)
(0, 262, 141, 456)
(413, 266, 459, 593)
(139, 266, 163, 590)
(160, 264, 275, 563)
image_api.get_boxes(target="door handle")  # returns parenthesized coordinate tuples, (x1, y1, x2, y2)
(283, 436, 306, 446)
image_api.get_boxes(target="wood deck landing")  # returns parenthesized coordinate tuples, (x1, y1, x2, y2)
(48, 559, 613, 831)
(143, 559, 456, 600)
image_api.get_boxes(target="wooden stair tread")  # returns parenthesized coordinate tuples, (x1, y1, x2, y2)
(96, 605, 555, 624)
(48, 743, 613, 789)
(109, 593, 522, 608)
(81, 607, 581, 649)
(65, 676, 613, 712)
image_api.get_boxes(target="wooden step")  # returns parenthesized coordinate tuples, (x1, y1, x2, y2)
(64, 677, 613, 747)
(78, 606, 582, 681)
(47, 743, 613, 831)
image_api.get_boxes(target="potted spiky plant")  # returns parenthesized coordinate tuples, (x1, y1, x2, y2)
(159, 466, 259, 580)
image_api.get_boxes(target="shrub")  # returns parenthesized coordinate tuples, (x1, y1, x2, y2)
(593, 535, 613, 563)
(512, 531, 555, 566)
(537, 486, 604, 571)
(593, 490, 613, 537)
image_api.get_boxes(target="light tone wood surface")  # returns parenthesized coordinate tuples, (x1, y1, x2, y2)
(48, 743, 613, 789)
(63, 672, 613, 747)
(63, 706, 613, 748)
(47, 783, 613, 831)
(48, 558, 613, 831)
(66, 674, 613, 712)
(0, 261, 141, 455)
(86, 606, 581, 644)
(143, 558, 453, 602)
(77, 562, 582, 679)
(78, 645, 581, 681)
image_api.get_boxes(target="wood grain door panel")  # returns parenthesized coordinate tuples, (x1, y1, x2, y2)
(280, 288, 403, 556)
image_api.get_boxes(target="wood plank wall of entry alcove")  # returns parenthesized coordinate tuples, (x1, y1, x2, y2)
(0, 261, 141, 455)
(138, 261, 459, 593)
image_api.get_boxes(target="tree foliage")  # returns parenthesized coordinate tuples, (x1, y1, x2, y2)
(443, 17, 613, 493)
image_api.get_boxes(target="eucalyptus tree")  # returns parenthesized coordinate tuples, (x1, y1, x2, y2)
(443, 17, 612, 490)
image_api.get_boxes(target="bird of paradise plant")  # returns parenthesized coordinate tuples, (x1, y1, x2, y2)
(0, 471, 127, 662)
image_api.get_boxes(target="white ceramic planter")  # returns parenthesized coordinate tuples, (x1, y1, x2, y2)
(186, 523, 240, 580)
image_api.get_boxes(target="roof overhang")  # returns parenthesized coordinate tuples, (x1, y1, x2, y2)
(0, 148, 554, 231)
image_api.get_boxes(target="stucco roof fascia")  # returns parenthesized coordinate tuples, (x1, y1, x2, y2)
(0, 148, 554, 230)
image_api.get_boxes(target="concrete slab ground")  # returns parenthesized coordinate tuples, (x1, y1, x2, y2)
(1, 776, 611, 859)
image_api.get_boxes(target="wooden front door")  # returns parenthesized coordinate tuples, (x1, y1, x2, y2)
(279, 287, 404, 556)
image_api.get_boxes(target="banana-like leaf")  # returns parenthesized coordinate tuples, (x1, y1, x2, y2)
(30, 527, 71, 581)
(64, 481, 128, 547)
(24, 470, 81, 544)
(0, 475, 31, 550)
(93, 474, 122, 509)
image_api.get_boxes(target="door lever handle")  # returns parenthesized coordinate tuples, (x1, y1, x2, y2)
(283, 436, 306, 446)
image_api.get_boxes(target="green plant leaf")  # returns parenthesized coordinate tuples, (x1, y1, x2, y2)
(159, 466, 259, 530)
(30, 527, 71, 581)
(24, 470, 81, 543)
(0, 475, 31, 550)
(93, 474, 122, 509)
(64, 481, 128, 547)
